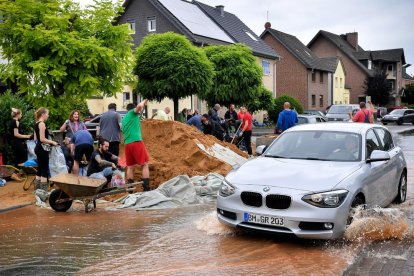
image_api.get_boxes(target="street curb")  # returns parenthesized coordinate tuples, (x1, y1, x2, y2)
(0, 203, 32, 214)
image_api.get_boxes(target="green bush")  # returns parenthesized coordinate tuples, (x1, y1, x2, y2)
(267, 95, 303, 124)
(0, 91, 34, 164)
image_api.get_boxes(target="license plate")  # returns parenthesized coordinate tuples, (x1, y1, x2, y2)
(244, 213, 284, 226)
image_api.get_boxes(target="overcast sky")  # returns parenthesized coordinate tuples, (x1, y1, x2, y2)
(76, 0, 414, 75)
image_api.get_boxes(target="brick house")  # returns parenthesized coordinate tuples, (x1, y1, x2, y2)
(308, 31, 412, 106)
(261, 27, 336, 110)
(87, 0, 279, 118)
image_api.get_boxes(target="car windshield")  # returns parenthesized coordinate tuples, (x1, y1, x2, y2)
(328, 106, 353, 114)
(389, 109, 405, 115)
(265, 131, 361, 162)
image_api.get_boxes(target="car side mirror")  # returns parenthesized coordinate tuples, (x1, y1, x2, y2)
(256, 145, 267, 156)
(366, 150, 390, 163)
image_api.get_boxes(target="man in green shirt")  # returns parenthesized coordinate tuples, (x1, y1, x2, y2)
(122, 100, 150, 191)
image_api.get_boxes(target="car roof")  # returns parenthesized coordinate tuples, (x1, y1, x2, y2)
(298, 114, 321, 118)
(286, 122, 387, 134)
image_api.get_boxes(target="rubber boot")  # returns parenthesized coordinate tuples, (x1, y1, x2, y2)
(142, 178, 150, 192)
(34, 179, 41, 190)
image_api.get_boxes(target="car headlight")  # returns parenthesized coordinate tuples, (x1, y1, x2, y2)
(302, 190, 348, 208)
(219, 179, 235, 197)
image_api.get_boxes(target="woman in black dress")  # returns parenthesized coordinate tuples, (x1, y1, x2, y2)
(8, 108, 31, 181)
(34, 107, 58, 191)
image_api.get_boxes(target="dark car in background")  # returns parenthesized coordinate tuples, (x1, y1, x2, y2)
(326, 104, 359, 122)
(85, 111, 127, 139)
(297, 114, 327, 125)
(381, 109, 414, 125)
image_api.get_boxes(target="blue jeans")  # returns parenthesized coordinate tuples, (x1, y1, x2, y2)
(89, 167, 114, 180)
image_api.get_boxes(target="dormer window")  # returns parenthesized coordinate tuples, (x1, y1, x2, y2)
(245, 31, 258, 41)
(127, 19, 135, 34)
(147, 16, 156, 32)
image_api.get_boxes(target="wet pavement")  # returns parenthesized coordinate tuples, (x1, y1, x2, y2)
(0, 123, 414, 275)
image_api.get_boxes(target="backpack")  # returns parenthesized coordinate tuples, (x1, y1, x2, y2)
(363, 110, 370, 123)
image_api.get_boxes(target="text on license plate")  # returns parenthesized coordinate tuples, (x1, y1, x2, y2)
(244, 213, 284, 226)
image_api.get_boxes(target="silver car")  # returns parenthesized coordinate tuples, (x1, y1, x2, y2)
(217, 123, 407, 239)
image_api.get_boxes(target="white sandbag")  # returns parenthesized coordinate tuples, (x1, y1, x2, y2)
(49, 146, 68, 177)
(27, 140, 36, 160)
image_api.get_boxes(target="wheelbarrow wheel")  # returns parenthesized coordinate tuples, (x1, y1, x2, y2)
(49, 189, 72, 212)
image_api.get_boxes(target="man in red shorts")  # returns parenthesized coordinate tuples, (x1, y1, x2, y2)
(122, 100, 151, 191)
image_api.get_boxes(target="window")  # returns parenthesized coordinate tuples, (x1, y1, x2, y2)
(123, 92, 131, 102)
(387, 65, 393, 72)
(311, 71, 316, 82)
(262, 60, 270, 75)
(335, 77, 338, 88)
(312, 95, 316, 106)
(319, 71, 323, 83)
(319, 95, 323, 107)
(147, 16, 156, 32)
(375, 128, 394, 151)
(366, 129, 381, 158)
(340, 78, 343, 88)
(368, 60, 372, 70)
(127, 19, 135, 34)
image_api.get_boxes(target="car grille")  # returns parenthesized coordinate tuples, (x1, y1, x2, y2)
(241, 192, 262, 207)
(266, 194, 291, 209)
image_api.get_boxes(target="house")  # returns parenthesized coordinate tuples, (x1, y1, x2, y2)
(88, 0, 279, 119)
(308, 31, 411, 106)
(332, 58, 351, 104)
(260, 27, 337, 110)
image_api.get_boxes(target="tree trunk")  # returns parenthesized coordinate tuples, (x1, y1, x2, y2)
(173, 97, 179, 121)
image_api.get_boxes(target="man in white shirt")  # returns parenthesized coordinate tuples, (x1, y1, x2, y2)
(152, 107, 171, 121)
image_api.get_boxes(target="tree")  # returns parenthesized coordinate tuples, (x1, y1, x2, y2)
(268, 95, 303, 124)
(247, 86, 274, 114)
(364, 69, 390, 106)
(402, 83, 414, 104)
(134, 32, 213, 120)
(0, 0, 134, 124)
(200, 44, 263, 107)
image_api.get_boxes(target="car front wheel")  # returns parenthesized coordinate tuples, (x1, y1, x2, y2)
(347, 196, 364, 225)
(382, 122, 388, 125)
(394, 172, 407, 204)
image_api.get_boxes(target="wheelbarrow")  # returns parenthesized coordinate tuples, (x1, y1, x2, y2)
(49, 173, 142, 213)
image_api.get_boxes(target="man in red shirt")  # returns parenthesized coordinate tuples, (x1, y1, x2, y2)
(349, 101, 374, 123)
(239, 106, 253, 157)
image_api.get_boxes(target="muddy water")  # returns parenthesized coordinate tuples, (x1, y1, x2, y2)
(1, 126, 414, 275)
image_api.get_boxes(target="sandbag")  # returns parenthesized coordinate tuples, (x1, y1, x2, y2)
(49, 146, 68, 177)
(27, 140, 36, 160)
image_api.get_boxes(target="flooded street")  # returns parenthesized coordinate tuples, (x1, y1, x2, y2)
(1, 125, 414, 275)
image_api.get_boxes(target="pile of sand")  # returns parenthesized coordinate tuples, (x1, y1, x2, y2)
(125, 120, 247, 190)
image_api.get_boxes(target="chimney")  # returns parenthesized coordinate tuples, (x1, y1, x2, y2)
(216, 5, 224, 16)
(346, 32, 358, 51)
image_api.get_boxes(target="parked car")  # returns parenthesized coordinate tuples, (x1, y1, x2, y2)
(303, 109, 326, 118)
(217, 123, 407, 239)
(325, 104, 359, 122)
(381, 109, 414, 125)
(297, 114, 327, 125)
(85, 111, 128, 139)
